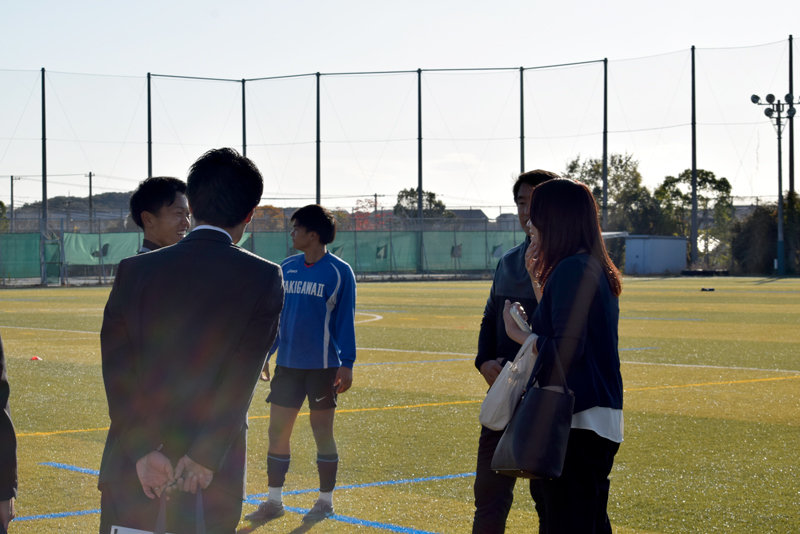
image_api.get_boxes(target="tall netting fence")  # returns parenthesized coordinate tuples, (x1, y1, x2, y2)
(2, 37, 799, 280)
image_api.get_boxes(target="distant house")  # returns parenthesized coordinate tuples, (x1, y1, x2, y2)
(449, 208, 488, 230)
(496, 213, 519, 231)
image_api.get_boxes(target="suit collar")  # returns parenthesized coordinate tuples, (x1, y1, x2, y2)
(182, 228, 234, 245)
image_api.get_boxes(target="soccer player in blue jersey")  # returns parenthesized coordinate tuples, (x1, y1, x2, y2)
(246, 204, 356, 524)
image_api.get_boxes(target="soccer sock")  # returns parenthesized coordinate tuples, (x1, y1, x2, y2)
(317, 453, 339, 496)
(268, 486, 283, 504)
(267, 452, 291, 501)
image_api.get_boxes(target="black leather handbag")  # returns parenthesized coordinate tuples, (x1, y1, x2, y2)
(491, 345, 574, 479)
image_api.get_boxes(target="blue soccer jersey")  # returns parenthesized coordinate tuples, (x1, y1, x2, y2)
(269, 252, 357, 369)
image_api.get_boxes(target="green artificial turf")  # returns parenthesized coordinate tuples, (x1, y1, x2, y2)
(0, 277, 798, 532)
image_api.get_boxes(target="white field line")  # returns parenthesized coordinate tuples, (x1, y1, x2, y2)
(4, 325, 798, 374)
(354, 313, 383, 324)
(0, 325, 98, 335)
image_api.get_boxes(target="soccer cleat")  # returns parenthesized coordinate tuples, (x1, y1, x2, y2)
(244, 500, 285, 522)
(302, 499, 335, 522)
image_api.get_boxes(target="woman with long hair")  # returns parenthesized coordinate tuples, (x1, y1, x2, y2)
(502, 178, 623, 533)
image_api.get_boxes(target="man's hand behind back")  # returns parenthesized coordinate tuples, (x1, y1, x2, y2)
(175, 455, 214, 495)
(480, 358, 505, 386)
(136, 450, 175, 499)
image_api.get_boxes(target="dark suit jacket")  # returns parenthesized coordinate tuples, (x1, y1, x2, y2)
(0, 334, 17, 501)
(99, 229, 284, 498)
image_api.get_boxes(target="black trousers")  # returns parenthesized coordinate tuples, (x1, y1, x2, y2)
(472, 425, 545, 534)
(539, 429, 620, 534)
(99, 478, 243, 534)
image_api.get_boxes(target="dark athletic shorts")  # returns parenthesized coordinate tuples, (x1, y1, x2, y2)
(266, 365, 339, 410)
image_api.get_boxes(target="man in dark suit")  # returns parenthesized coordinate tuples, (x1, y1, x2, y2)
(0, 333, 17, 533)
(98, 148, 284, 534)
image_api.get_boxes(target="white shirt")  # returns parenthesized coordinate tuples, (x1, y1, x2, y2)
(192, 225, 233, 242)
(572, 407, 624, 443)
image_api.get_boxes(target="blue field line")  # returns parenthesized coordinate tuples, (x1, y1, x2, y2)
(356, 358, 471, 366)
(621, 317, 704, 321)
(619, 347, 659, 351)
(246, 472, 476, 501)
(39, 462, 100, 475)
(16, 508, 101, 521)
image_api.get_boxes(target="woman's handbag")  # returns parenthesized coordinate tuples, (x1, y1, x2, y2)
(111, 488, 206, 534)
(479, 334, 538, 431)
(490, 345, 574, 479)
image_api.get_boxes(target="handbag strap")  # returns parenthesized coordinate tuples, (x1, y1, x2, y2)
(524, 338, 570, 393)
(153, 487, 206, 534)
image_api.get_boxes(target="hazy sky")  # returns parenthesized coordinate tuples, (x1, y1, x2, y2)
(3, 1, 800, 215)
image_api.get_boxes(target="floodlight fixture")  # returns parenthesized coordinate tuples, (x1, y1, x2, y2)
(765, 108, 774, 117)
(788, 107, 797, 118)
(751, 94, 761, 104)
(786, 93, 794, 104)
(766, 94, 776, 103)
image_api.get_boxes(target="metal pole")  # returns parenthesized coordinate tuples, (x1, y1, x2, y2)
(316, 72, 321, 204)
(602, 59, 608, 230)
(520, 67, 525, 173)
(147, 73, 152, 178)
(41, 67, 48, 222)
(417, 68, 423, 220)
(241, 79, 247, 157)
(417, 68, 424, 274)
(778, 110, 786, 275)
(691, 46, 699, 265)
(9, 176, 13, 232)
(88, 172, 93, 222)
(790, 35, 795, 196)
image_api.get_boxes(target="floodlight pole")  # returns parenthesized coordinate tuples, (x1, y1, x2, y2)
(777, 109, 785, 275)
(751, 94, 799, 275)
(790, 35, 795, 196)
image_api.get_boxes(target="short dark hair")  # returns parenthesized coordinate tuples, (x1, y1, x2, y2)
(129, 177, 187, 229)
(529, 178, 622, 297)
(186, 148, 264, 228)
(512, 169, 561, 200)
(291, 205, 337, 245)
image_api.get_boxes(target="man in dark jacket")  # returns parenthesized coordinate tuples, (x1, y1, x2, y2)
(472, 170, 558, 534)
(99, 148, 284, 534)
(0, 333, 17, 532)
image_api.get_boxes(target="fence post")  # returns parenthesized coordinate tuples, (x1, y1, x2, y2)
(39, 217, 46, 285)
(60, 218, 65, 286)
(99, 224, 106, 285)
(389, 217, 395, 278)
(485, 217, 489, 271)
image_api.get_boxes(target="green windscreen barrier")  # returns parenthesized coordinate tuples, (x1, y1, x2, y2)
(252, 233, 291, 264)
(0, 233, 41, 278)
(63, 233, 141, 266)
(0, 229, 527, 279)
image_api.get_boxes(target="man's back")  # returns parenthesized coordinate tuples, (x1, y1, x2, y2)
(100, 228, 284, 496)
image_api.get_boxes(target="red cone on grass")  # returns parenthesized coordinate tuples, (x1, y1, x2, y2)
(30, 356, 42, 361)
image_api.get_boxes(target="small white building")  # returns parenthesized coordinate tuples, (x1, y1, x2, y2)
(624, 235, 687, 275)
